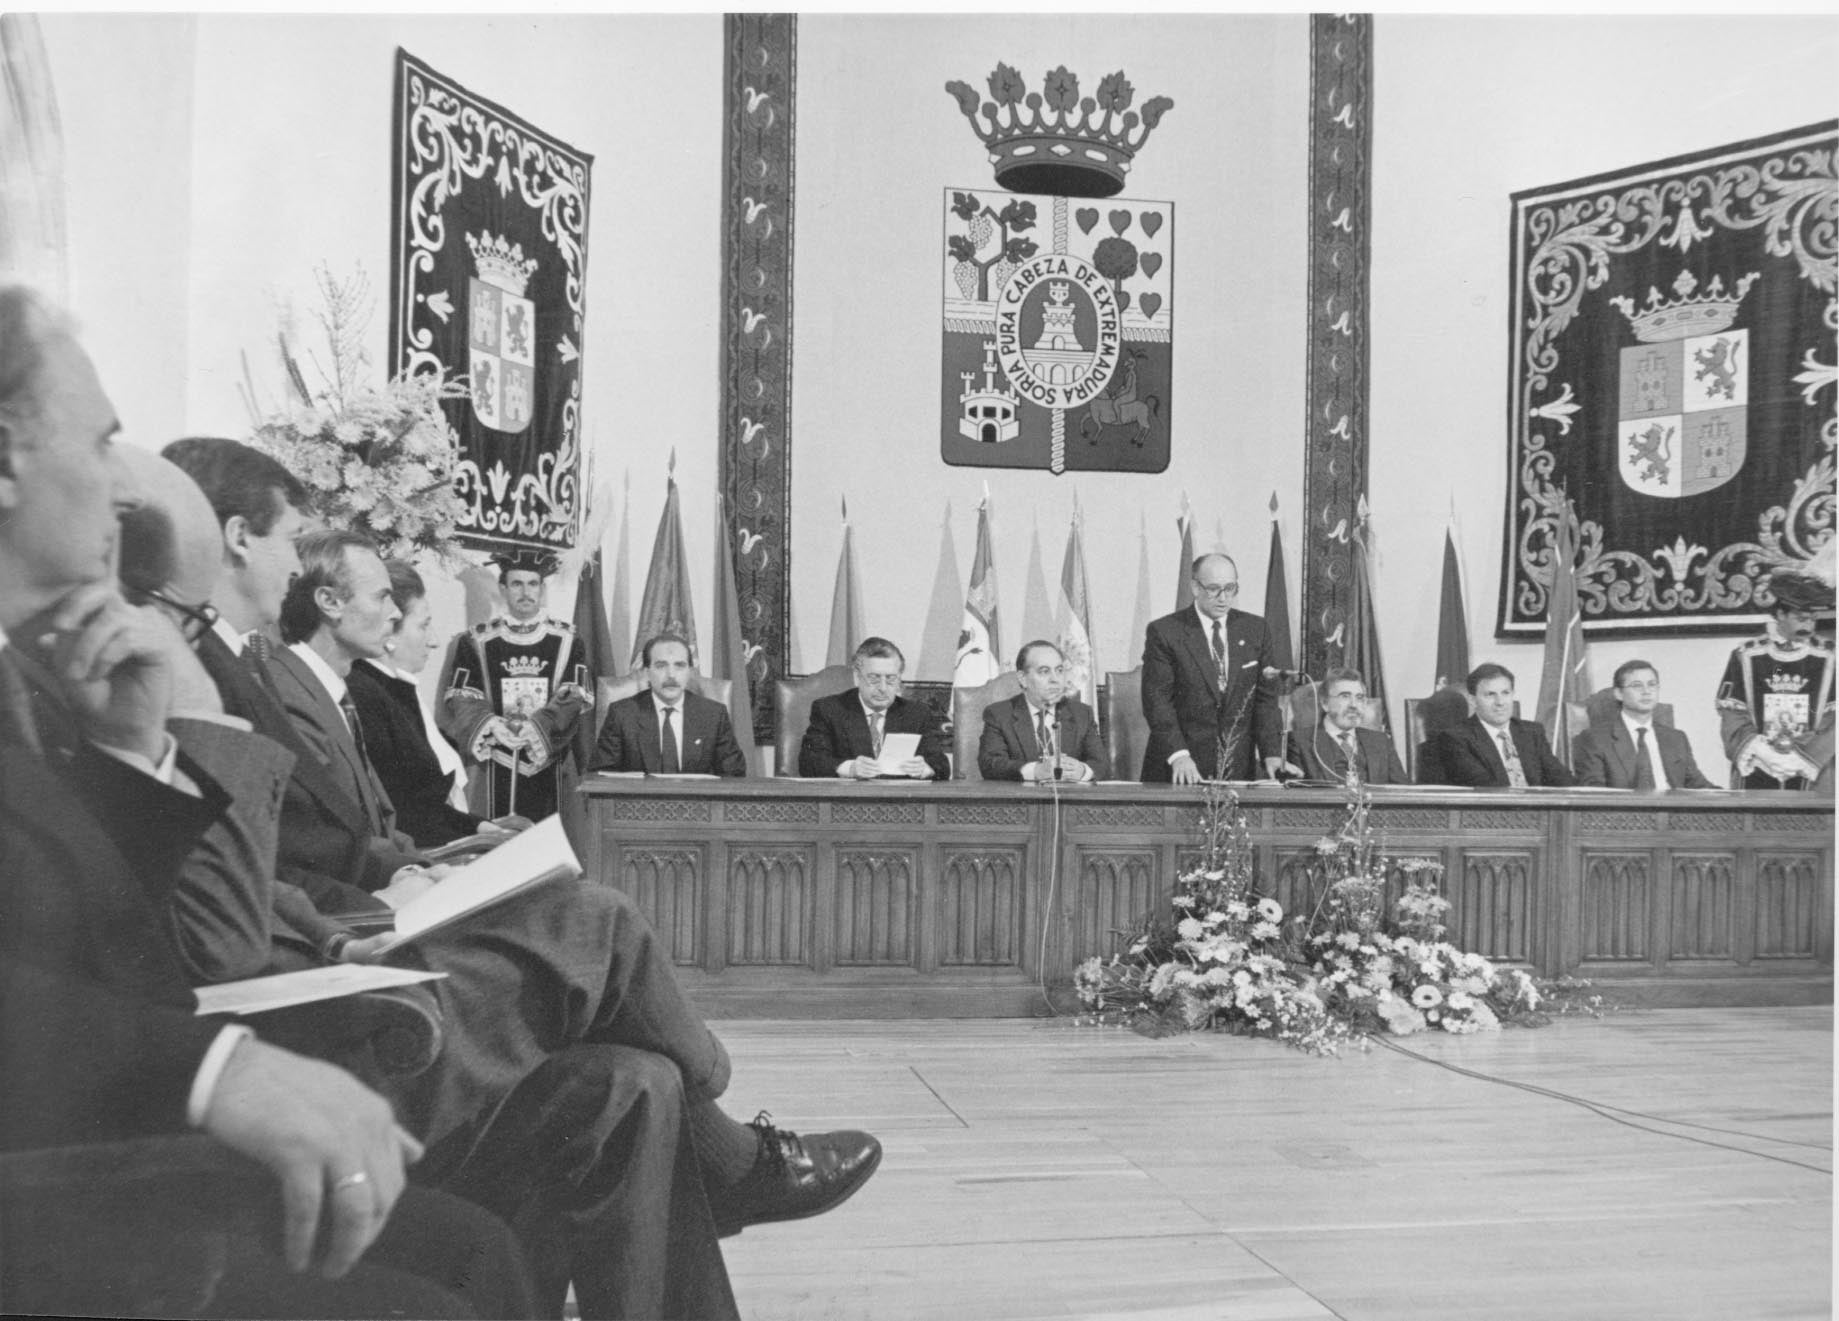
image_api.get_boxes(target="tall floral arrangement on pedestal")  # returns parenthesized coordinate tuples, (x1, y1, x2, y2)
(245, 267, 471, 565)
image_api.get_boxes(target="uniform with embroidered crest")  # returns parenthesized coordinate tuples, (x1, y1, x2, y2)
(1716, 632, 1834, 789)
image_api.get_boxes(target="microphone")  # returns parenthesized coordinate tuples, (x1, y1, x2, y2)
(1262, 666, 1309, 682)
(1044, 707, 1062, 781)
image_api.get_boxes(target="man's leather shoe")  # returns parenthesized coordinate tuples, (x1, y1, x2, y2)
(713, 1112, 882, 1237)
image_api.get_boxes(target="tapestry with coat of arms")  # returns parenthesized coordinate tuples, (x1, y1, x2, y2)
(1499, 121, 1836, 639)
(389, 49, 592, 557)
(941, 190, 1173, 475)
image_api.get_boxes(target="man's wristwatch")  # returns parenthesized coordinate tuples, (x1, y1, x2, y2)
(321, 931, 355, 963)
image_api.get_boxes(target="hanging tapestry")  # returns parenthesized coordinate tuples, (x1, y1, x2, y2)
(389, 49, 592, 557)
(940, 189, 1173, 476)
(1499, 121, 1836, 640)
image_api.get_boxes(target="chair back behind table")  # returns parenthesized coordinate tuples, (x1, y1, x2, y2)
(1104, 667, 1146, 782)
(1584, 685, 1673, 729)
(594, 673, 732, 735)
(951, 670, 1023, 780)
(774, 664, 854, 776)
(1405, 686, 1473, 781)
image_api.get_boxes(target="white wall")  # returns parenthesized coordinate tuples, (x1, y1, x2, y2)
(1369, 14, 1839, 773)
(791, 14, 1310, 680)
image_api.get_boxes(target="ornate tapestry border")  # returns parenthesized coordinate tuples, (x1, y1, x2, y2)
(1299, 15, 1373, 679)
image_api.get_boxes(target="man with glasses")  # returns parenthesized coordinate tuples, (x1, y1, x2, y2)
(799, 636, 949, 779)
(1140, 553, 1292, 783)
(1716, 567, 1833, 790)
(978, 640, 1109, 782)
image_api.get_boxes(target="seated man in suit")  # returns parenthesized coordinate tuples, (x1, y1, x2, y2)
(591, 632, 747, 775)
(1288, 666, 1408, 785)
(978, 640, 1109, 782)
(1573, 659, 1715, 790)
(1417, 662, 1574, 787)
(800, 636, 950, 779)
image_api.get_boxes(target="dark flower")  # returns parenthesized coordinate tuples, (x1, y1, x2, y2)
(1042, 65, 1079, 113)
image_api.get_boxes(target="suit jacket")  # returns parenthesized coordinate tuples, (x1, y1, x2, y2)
(1418, 714, 1575, 788)
(977, 693, 1111, 781)
(590, 690, 747, 776)
(1571, 719, 1715, 790)
(348, 659, 484, 846)
(265, 644, 425, 882)
(799, 690, 950, 779)
(1288, 722, 1409, 786)
(1139, 607, 1282, 781)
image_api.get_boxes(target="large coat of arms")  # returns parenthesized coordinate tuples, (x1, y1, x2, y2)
(1500, 121, 1836, 638)
(389, 50, 593, 557)
(940, 65, 1174, 475)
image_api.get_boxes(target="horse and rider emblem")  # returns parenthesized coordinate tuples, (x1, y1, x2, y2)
(940, 189, 1172, 475)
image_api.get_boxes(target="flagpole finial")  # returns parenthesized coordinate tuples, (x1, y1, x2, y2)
(1269, 491, 1280, 517)
(841, 494, 849, 524)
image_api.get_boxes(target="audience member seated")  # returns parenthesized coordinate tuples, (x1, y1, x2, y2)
(799, 636, 950, 779)
(1716, 567, 1834, 790)
(0, 284, 535, 1319)
(1287, 665, 1409, 785)
(346, 559, 508, 847)
(591, 632, 748, 775)
(1572, 659, 1715, 790)
(1416, 662, 1574, 787)
(977, 639, 1110, 782)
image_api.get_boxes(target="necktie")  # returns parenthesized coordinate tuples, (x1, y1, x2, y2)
(1210, 620, 1228, 690)
(1633, 727, 1656, 791)
(1036, 709, 1051, 757)
(660, 706, 681, 773)
(1340, 731, 1361, 781)
(338, 691, 384, 832)
(1498, 731, 1528, 787)
(870, 711, 885, 758)
(0, 651, 43, 756)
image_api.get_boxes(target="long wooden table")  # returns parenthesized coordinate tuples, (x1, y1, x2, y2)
(577, 778, 1834, 1017)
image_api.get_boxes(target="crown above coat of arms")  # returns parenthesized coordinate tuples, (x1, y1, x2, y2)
(466, 230, 539, 297)
(501, 654, 549, 678)
(945, 64, 1173, 199)
(1609, 269, 1759, 343)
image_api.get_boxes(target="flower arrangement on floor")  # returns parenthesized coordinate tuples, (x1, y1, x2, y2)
(1074, 781, 1560, 1055)
(245, 266, 471, 565)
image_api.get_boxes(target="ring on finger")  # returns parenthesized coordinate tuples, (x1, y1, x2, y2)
(331, 1171, 372, 1193)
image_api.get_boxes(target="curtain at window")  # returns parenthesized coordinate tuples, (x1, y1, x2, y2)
(0, 14, 68, 299)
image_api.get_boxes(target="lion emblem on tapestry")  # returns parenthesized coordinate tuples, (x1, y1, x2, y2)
(1499, 120, 1836, 638)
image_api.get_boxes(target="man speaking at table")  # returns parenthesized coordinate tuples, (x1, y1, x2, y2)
(591, 632, 747, 776)
(799, 637, 949, 779)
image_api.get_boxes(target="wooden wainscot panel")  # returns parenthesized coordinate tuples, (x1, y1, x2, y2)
(829, 800, 926, 827)
(939, 849, 1025, 967)
(722, 800, 820, 825)
(619, 845, 705, 966)
(1580, 850, 1653, 964)
(1456, 809, 1547, 833)
(1754, 853, 1824, 961)
(936, 802, 1032, 828)
(1450, 851, 1536, 964)
(608, 796, 714, 823)
(1669, 853, 1736, 961)
(1271, 847, 1327, 925)
(727, 847, 815, 967)
(1074, 848, 1160, 962)
(834, 849, 918, 967)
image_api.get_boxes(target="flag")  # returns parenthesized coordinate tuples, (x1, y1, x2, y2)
(1344, 498, 1398, 760)
(917, 501, 963, 682)
(1020, 516, 1054, 651)
(825, 497, 865, 667)
(1535, 499, 1590, 764)
(1173, 497, 1195, 612)
(606, 471, 632, 678)
(630, 454, 696, 670)
(1057, 499, 1098, 710)
(1434, 527, 1470, 690)
(954, 490, 1001, 686)
(566, 547, 615, 771)
(712, 493, 760, 775)
(1263, 492, 1294, 673)
(1129, 512, 1153, 665)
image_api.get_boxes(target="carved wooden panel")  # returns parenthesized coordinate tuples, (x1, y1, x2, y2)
(1581, 851, 1651, 962)
(1667, 812, 1732, 833)
(1755, 853, 1822, 959)
(1753, 814, 1832, 832)
(728, 848, 812, 965)
(621, 848, 702, 964)
(938, 802, 1031, 826)
(1452, 852, 1533, 962)
(940, 849, 1024, 966)
(1578, 811, 1661, 832)
(1076, 849, 1158, 960)
(831, 801, 925, 826)
(1458, 810, 1547, 832)
(1272, 809, 1343, 833)
(835, 850, 915, 966)
(1271, 848, 1327, 924)
(1669, 854, 1734, 960)
(725, 800, 819, 824)
(611, 798, 712, 822)
(1369, 808, 1450, 831)
(1068, 804, 1164, 830)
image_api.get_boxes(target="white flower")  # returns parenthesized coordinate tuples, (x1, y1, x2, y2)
(1205, 911, 1227, 926)
(1225, 900, 1250, 920)
(1335, 932, 1361, 950)
(1411, 983, 1443, 1008)
(1256, 897, 1283, 923)
(1231, 969, 1252, 987)
(1170, 894, 1195, 909)
(1419, 961, 1441, 979)
(1176, 917, 1204, 941)
(1446, 991, 1474, 1010)
(1251, 921, 1280, 941)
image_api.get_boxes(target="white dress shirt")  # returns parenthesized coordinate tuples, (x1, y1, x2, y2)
(652, 691, 686, 766)
(1620, 712, 1671, 790)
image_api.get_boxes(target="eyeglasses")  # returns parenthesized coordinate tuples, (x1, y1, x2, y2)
(1193, 582, 1239, 598)
(856, 672, 903, 690)
(132, 586, 221, 645)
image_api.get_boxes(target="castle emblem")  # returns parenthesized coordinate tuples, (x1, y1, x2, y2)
(465, 230, 539, 435)
(1610, 269, 1757, 499)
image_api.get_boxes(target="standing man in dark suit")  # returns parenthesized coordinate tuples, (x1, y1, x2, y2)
(1140, 553, 1293, 783)
(800, 636, 950, 779)
(592, 632, 748, 775)
(1417, 662, 1575, 787)
(1572, 659, 1715, 790)
(978, 639, 1110, 782)
(1288, 666, 1409, 785)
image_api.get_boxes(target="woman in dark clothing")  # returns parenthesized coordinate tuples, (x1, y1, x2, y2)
(347, 560, 496, 847)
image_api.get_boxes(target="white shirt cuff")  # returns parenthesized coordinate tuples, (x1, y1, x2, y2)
(1167, 749, 1190, 766)
(187, 1024, 255, 1128)
(92, 731, 185, 788)
(173, 710, 254, 733)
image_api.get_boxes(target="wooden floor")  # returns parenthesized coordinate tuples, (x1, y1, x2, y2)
(710, 1008, 1833, 1321)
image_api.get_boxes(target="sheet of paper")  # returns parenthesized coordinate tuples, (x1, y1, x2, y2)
(194, 965, 447, 1017)
(874, 732, 920, 772)
(381, 815, 579, 950)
